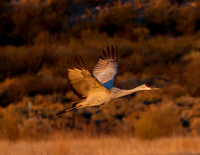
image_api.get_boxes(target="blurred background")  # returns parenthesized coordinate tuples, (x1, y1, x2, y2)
(0, 0, 200, 144)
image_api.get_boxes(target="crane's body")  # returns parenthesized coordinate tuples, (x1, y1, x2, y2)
(57, 45, 159, 115)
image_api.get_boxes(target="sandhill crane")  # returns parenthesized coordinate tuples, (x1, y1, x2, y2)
(57, 45, 159, 115)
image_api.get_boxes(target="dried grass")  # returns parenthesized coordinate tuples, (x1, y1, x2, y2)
(0, 136, 200, 155)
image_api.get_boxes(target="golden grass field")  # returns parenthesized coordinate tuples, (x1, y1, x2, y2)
(0, 136, 200, 155)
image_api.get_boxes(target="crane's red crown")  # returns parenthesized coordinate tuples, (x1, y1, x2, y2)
(145, 84, 150, 87)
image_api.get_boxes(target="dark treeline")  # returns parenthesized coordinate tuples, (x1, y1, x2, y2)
(1, 0, 200, 46)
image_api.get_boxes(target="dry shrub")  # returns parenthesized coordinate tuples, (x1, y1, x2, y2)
(134, 102, 181, 139)
(115, 72, 142, 89)
(0, 40, 68, 78)
(0, 104, 25, 141)
(144, 2, 177, 34)
(149, 0, 172, 8)
(0, 46, 44, 77)
(191, 117, 200, 136)
(0, 76, 34, 104)
(10, 1, 70, 44)
(131, 27, 150, 41)
(18, 116, 52, 140)
(183, 51, 200, 96)
(30, 68, 67, 95)
(167, 62, 184, 84)
(0, 68, 67, 106)
(130, 36, 191, 76)
(162, 84, 186, 99)
(94, 2, 135, 37)
(145, 2, 200, 35)
(0, 97, 66, 140)
(176, 6, 200, 34)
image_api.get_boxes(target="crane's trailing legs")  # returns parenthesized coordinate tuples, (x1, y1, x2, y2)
(57, 101, 84, 115)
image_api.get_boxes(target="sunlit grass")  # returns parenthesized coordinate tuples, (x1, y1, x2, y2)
(0, 136, 200, 155)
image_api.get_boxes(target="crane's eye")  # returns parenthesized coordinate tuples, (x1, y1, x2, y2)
(145, 84, 150, 88)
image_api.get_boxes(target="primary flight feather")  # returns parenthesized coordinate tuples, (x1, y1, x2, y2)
(57, 45, 159, 115)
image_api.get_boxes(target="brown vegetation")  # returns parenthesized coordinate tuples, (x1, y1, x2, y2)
(0, 0, 200, 144)
(0, 136, 200, 155)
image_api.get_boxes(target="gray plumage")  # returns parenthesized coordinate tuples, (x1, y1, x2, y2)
(57, 45, 159, 115)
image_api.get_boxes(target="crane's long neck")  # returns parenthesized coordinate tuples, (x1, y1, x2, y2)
(114, 86, 147, 99)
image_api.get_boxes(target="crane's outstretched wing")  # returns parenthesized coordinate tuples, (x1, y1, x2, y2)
(64, 57, 109, 99)
(93, 45, 118, 89)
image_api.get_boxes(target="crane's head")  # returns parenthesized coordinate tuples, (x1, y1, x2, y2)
(138, 84, 159, 90)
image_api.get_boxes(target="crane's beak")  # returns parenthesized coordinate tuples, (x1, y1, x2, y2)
(151, 87, 159, 90)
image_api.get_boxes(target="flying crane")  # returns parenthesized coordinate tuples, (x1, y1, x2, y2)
(57, 45, 159, 115)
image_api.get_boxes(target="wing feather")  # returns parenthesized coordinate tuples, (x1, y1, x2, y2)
(93, 45, 118, 89)
(65, 57, 109, 99)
